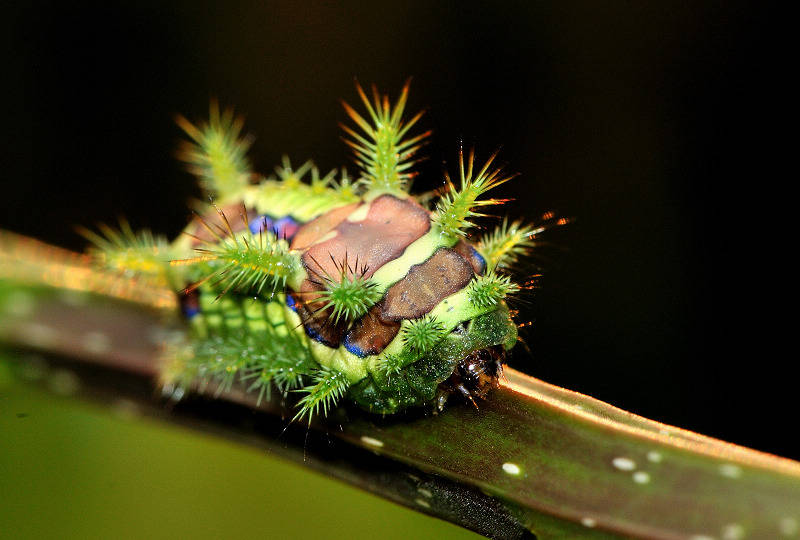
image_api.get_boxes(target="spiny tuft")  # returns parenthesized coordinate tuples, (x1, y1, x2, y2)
(171, 206, 300, 298)
(165, 327, 316, 404)
(176, 101, 253, 198)
(478, 218, 538, 270)
(306, 254, 382, 324)
(294, 368, 351, 423)
(468, 270, 519, 309)
(402, 315, 445, 355)
(309, 166, 338, 195)
(479, 213, 570, 270)
(79, 220, 172, 283)
(341, 80, 430, 196)
(377, 353, 405, 377)
(243, 355, 310, 404)
(432, 148, 513, 241)
(273, 155, 314, 188)
(330, 168, 361, 202)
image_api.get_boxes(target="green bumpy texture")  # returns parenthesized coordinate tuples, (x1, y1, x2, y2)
(175, 280, 515, 414)
(350, 308, 518, 414)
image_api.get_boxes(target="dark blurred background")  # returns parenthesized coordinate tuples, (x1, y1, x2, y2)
(2, 2, 794, 458)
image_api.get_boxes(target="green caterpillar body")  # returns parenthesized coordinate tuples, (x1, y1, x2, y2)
(89, 83, 547, 420)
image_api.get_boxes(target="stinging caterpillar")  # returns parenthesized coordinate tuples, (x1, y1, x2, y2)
(83, 82, 563, 421)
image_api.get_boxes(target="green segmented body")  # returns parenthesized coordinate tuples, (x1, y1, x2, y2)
(89, 84, 544, 419)
(171, 179, 517, 414)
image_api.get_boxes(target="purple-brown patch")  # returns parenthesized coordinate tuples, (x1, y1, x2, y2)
(381, 247, 474, 322)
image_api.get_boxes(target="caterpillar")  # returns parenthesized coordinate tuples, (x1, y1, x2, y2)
(83, 82, 560, 421)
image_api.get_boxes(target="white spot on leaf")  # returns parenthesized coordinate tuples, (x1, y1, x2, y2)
(721, 523, 745, 540)
(83, 331, 111, 354)
(647, 451, 663, 463)
(581, 517, 596, 528)
(502, 462, 522, 475)
(719, 464, 742, 479)
(360, 436, 384, 448)
(612, 457, 636, 471)
(633, 471, 650, 484)
(21, 323, 58, 347)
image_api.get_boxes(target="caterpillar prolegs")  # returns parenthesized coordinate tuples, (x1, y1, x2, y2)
(88, 83, 560, 420)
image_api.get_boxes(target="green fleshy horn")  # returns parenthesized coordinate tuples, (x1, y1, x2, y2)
(176, 101, 253, 198)
(341, 80, 430, 197)
(294, 368, 352, 423)
(172, 207, 301, 299)
(468, 270, 520, 309)
(478, 218, 538, 270)
(432, 148, 514, 241)
(314, 262, 382, 324)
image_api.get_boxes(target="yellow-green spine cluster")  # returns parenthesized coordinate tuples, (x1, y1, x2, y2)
(176, 101, 253, 199)
(431, 149, 513, 241)
(341, 81, 430, 198)
(312, 260, 383, 325)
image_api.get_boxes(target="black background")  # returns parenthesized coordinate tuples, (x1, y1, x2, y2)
(3, 2, 795, 459)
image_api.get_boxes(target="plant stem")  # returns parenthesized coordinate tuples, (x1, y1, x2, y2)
(2, 233, 799, 538)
